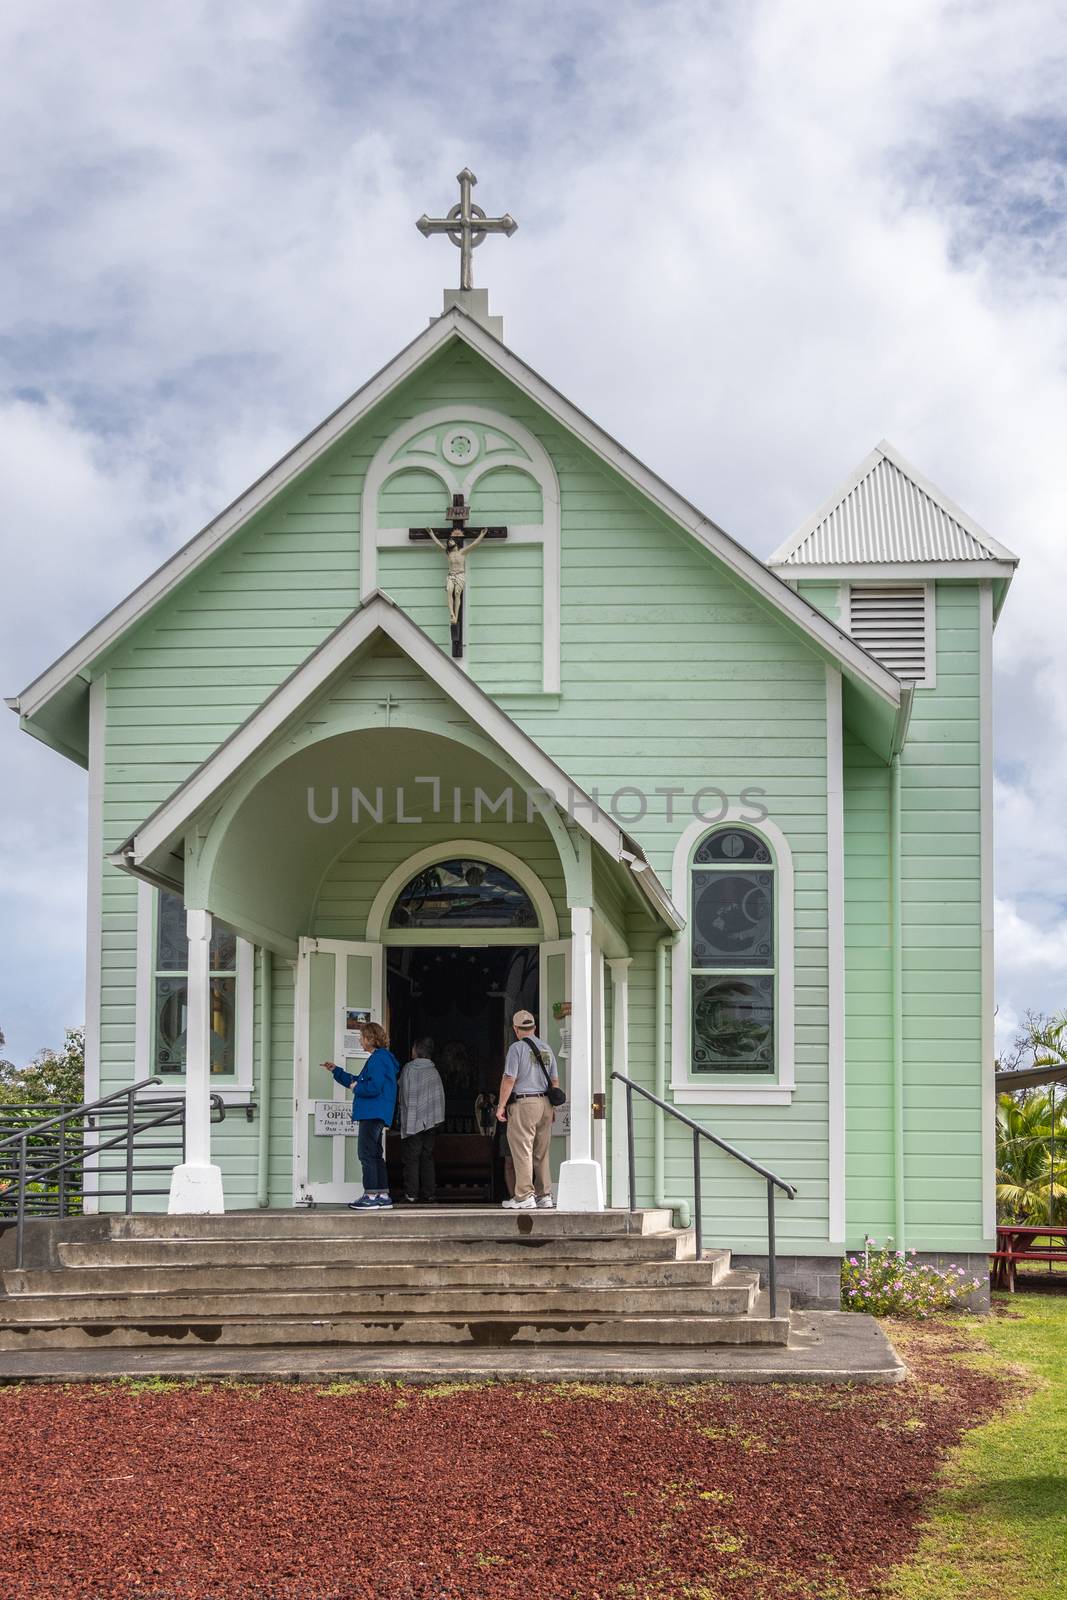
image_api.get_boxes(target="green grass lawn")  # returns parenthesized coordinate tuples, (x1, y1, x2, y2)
(884, 1294, 1067, 1600)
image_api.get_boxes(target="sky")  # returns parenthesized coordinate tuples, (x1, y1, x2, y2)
(1, 0, 1066, 1065)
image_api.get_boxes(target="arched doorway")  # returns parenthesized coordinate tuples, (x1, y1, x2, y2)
(296, 844, 570, 1206)
(383, 855, 550, 1203)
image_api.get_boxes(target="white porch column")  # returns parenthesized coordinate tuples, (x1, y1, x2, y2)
(168, 908, 225, 1214)
(556, 906, 604, 1211)
(607, 957, 632, 1206)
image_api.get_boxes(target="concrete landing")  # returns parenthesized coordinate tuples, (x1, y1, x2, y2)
(0, 1311, 905, 1386)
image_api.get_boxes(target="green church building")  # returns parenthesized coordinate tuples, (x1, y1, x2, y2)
(9, 181, 1017, 1303)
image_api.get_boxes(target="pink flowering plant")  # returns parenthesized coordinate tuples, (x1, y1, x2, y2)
(841, 1236, 983, 1317)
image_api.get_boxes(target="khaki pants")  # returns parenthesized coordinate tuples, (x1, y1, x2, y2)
(506, 1094, 554, 1202)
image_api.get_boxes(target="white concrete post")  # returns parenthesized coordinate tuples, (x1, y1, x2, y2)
(168, 908, 225, 1214)
(607, 957, 632, 1206)
(556, 906, 604, 1211)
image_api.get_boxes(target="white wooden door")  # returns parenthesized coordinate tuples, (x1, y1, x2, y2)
(294, 938, 384, 1204)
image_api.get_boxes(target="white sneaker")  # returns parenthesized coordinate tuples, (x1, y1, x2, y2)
(535, 1195, 555, 1209)
(501, 1195, 537, 1210)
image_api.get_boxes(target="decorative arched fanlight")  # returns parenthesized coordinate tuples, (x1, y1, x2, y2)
(388, 858, 538, 931)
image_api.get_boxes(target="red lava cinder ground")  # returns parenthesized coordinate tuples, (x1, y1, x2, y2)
(0, 1330, 1008, 1600)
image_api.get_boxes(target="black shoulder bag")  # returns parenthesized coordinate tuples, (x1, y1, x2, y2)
(527, 1039, 566, 1107)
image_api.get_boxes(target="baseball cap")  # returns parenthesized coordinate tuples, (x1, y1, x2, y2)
(512, 1009, 536, 1030)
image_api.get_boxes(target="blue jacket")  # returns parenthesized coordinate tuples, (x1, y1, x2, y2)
(332, 1048, 399, 1125)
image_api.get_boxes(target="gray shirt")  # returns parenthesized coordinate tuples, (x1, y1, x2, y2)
(398, 1058, 446, 1137)
(503, 1034, 559, 1095)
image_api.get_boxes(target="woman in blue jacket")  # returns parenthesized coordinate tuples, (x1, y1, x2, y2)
(321, 1021, 399, 1210)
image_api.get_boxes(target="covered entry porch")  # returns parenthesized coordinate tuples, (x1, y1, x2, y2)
(110, 594, 681, 1214)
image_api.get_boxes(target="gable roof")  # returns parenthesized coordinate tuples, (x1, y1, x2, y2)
(111, 590, 684, 933)
(769, 439, 1019, 571)
(11, 306, 903, 741)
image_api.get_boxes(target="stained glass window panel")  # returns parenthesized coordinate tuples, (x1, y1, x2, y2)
(691, 870, 773, 967)
(389, 860, 538, 929)
(154, 976, 187, 1074)
(156, 891, 236, 972)
(156, 890, 188, 971)
(694, 828, 771, 866)
(153, 976, 236, 1075)
(208, 977, 236, 1075)
(210, 926, 237, 972)
(691, 974, 774, 1074)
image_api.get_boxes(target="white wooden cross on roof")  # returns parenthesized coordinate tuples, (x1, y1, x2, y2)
(416, 169, 517, 291)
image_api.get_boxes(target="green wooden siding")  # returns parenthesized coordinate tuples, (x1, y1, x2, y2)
(843, 582, 986, 1250)
(900, 583, 984, 1248)
(843, 733, 893, 1242)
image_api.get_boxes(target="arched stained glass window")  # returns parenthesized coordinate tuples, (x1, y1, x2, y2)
(388, 859, 539, 930)
(690, 826, 775, 1075)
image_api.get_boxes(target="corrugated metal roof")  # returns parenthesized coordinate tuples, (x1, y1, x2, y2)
(769, 442, 1018, 568)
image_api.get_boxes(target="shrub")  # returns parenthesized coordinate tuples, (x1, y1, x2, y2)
(841, 1237, 984, 1318)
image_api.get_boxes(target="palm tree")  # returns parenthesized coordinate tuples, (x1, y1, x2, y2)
(996, 1091, 1067, 1223)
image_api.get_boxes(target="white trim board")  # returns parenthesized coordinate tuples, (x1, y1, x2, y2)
(825, 667, 846, 1244)
(14, 307, 902, 725)
(979, 581, 996, 1242)
(779, 561, 1017, 583)
(81, 673, 106, 1212)
(111, 592, 683, 933)
(670, 811, 796, 1104)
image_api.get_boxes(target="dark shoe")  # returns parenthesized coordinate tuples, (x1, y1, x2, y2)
(404, 1194, 418, 1205)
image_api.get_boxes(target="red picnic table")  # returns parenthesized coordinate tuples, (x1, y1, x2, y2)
(992, 1223, 1067, 1291)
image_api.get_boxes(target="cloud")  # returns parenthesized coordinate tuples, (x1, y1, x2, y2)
(2, 0, 1067, 1059)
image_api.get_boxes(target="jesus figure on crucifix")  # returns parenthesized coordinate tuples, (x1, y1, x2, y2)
(424, 524, 490, 625)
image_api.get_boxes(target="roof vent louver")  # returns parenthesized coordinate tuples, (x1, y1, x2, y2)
(848, 585, 928, 684)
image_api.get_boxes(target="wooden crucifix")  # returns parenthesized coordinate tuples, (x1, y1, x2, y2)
(408, 492, 507, 657)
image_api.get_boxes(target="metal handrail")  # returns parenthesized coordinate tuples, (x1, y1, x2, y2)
(611, 1070, 796, 1318)
(0, 1076, 163, 1151)
(0, 1080, 226, 1267)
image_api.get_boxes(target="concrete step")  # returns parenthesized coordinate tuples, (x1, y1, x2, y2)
(0, 1294, 791, 1352)
(0, 1274, 759, 1323)
(58, 1232, 696, 1269)
(0, 1311, 908, 1386)
(8, 1255, 731, 1297)
(102, 1208, 676, 1242)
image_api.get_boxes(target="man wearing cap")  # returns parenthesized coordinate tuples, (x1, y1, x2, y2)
(496, 1010, 559, 1210)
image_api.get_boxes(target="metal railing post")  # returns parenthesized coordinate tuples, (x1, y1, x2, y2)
(16, 1134, 27, 1270)
(58, 1118, 67, 1217)
(626, 1083, 637, 1212)
(125, 1088, 136, 1213)
(692, 1127, 703, 1260)
(767, 1178, 778, 1319)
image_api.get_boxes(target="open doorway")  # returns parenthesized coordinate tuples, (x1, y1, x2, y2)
(385, 946, 538, 1201)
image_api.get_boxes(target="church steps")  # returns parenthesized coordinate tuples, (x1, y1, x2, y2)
(1, 1213, 793, 1361)
(0, 1298, 791, 1352)
(0, 1275, 759, 1323)
(56, 1233, 696, 1269)
(101, 1209, 677, 1242)
(9, 1257, 730, 1295)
